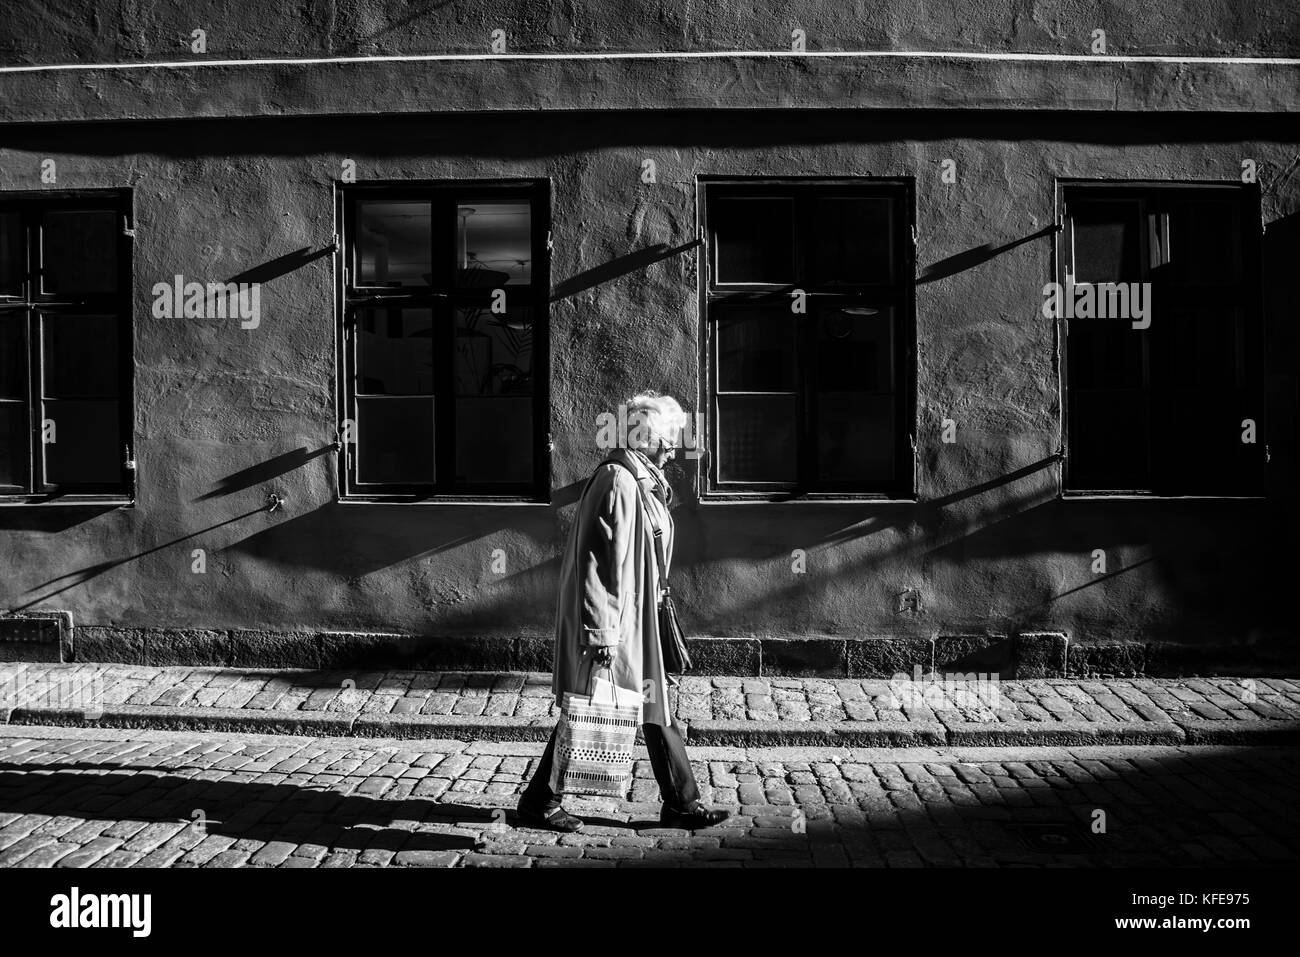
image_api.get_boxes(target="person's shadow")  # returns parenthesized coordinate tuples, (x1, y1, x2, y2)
(0, 761, 485, 854)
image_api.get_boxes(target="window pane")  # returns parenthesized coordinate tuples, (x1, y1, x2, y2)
(1070, 201, 1140, 284)
(456, 397, 533, 485)
(1068, 391, 1149, 490)
(357, 308, 434, 395)
(357, 201, 431, 286)
(456, 202, 532, 287)
(717, 394, 797, 483)
(1152, 306, 1239, 390)
(43, 399, 119, 485)
(455, 306, 534, 396)
(1153, 391, 1261, 495)
(713, 197, 794, 284)
(1167, 200, 1241, 283)
(0, 213, 22, 296)
(814, 198, 894, 284)
(42, 210, 118, 295)
(0, 313, 24, 398)
(716, 309, 795, 392)
(1148, 211, 1172, 271)
(1067, 320, 1145, 390)
(1065, 187, 1257, 496)
(0, 401, 27, 487)
(817, 307, 892, 393)
(356, 397, 435, 484)
(817, 393, 893, 482)
(41, 313, 119, 398)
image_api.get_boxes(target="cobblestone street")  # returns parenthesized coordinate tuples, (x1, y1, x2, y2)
(5, 664, 1297, 748)
(1, 726, 1296, 868)
(11, 665, 1297, 724)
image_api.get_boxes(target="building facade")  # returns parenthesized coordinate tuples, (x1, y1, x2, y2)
(0, 2, 1297, 676)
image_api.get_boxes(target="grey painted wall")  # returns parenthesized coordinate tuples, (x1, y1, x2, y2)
(1, 109, 1296, 661)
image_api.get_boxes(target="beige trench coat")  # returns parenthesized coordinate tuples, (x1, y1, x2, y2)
(552, 447, 673, 727)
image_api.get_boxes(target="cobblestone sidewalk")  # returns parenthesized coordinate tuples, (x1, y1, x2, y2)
(3, 663, 1299, 746)
(0, 726, 1296, 868)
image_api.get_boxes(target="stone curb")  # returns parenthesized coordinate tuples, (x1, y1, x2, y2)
(4, 705, 1296, 747)
(941, 719, 1185, 747)
(1174, 717, 1300, 744)
(684, 719, 948, 748)
(349, 713, 555, 741)
(7, 705, 355, 737)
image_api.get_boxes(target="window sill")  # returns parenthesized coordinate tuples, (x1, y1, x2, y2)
(699, 492, 918, 505)
(1061, 491, 1267, 501)
(338, 494, 550, 506)
(0, 496, 134, 508)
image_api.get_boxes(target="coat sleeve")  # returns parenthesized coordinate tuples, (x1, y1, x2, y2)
(579, 466, 639, 648)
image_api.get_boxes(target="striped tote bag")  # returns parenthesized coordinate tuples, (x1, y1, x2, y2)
(549, 683, 640, 799)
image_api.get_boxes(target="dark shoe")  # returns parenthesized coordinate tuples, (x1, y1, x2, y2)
(516, 799, 584, 833)
(659, 802, 731, 829)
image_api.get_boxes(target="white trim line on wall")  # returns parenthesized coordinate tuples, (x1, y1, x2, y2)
(1, 48, 1298, 74)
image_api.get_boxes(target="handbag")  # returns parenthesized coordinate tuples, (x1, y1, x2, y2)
(604, 457, 693, 675)
(548, 665, 640, 798)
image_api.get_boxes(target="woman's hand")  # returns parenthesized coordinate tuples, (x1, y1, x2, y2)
(593, 647, 613, 667)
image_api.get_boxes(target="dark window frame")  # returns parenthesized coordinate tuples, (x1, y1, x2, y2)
(0, 190, 134, 505)
(1056, 179, 1267, 498)
(698, 177, 917, 502)
(335, 180, 551, 503)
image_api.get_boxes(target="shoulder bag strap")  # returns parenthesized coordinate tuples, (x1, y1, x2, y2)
(602, 458, 670, 600)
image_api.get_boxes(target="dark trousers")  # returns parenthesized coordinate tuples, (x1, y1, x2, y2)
(521, 718, 701, 813)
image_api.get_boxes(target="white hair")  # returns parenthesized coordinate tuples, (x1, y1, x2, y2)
(624, 392, 687, 452)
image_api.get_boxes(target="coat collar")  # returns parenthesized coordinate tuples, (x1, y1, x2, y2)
(607, 447, 672, 506)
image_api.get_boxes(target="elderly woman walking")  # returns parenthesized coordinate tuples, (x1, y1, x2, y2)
(516, 392, 731, 833)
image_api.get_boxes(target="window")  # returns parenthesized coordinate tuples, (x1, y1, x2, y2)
(0, 192, 133, 502)
(338, 182, 550, 501)
(701, 179, 915, 498)
(1059, 182, 1265, 495)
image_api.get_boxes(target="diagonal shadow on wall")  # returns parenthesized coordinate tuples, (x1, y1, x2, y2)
(551, 239, 702, 302)
(196, 445, 334, 501)
(220, 479, 587, 580)
(13, 506, 267, 613)
(916, 224, 1060, 285)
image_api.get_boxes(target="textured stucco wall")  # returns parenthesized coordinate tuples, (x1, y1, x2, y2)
(3, 3, 1298, 126)
(3, 0, 1298, 62)
(0, 109, 1296, 657)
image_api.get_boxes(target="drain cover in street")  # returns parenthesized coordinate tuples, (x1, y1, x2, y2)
(1005, 822, 1101, 854)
